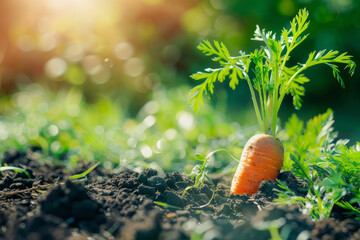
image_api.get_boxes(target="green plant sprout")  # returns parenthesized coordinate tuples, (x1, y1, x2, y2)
(0, 162, 101, 199)
(68, 162, 100, 181)
(189, 8, 355, 136)
(0, 166, 31, 179)
(154, 201, 184, 210)
(275, 110, 360, 220)
(181, 149, 238, 200)
(0, 161, 99, 182)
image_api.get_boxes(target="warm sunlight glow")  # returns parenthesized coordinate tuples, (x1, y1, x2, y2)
(0, 0, 196, 92)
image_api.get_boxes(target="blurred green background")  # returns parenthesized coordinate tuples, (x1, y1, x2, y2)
(0, 0, 359, 170)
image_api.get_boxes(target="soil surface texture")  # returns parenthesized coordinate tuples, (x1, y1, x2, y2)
(1, 148, 360, 240)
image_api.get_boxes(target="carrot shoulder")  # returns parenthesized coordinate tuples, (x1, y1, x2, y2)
(230, 134, 284, 196)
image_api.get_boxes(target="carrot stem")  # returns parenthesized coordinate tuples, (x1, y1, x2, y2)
(244, 73, 264, 132)
(262, 82, 269, 133)
(271, 65, 280, 136)
(258, 82, 265, 127)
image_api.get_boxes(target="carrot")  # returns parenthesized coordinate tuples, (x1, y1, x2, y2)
(189, 9, 355, 196)
(230, 134, 284, 196)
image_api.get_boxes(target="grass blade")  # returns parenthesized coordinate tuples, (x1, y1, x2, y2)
(0, 166, 31, 179)
(68, 162, 100, 180)
(154, 201, 183, 210)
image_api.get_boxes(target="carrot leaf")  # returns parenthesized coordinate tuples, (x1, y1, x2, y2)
(276, 111, 360, 220)
(189, 8, 356, 136)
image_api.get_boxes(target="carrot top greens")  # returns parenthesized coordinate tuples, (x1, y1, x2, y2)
(189, 8, 356, 136)
(277, 109, 360, 220)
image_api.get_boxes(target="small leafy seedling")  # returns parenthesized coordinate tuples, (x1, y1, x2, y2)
(183, 149, 237, 207)
(189, 8, 356, 196)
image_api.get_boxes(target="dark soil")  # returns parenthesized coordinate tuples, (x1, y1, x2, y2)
(1, 148, 360, 240)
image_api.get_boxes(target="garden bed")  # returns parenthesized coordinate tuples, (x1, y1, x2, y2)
(1, 148, 360, 240)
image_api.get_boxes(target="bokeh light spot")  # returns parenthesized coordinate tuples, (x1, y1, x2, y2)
(143, 101, 159, 115)
(94, 125, 105, 135)
(114, 42, 134, 60)
(140, 144, 153, 158)
(58, 120, 70, 130)
(104, 161, 113, 170)
(182, 7, 210, 35)
(64, 43, 85, 62)
(176, 111, 194, 130)
(15, 93, 32, 109)
(127, 137, 137, 148)
(44, 58, 67, 78)
(50, 141, 61, 152)
(38, 32, 58, 52)
(124, 57, 145, 77)
(48, 125, 59, 137)
(82, 55, 102, 75)
(143, 115, 156, 127)
(90, 68, 110, 84)
(164, 128, 177, 140)
(156, 138, 166, 150)
(123, 119, 137, 135)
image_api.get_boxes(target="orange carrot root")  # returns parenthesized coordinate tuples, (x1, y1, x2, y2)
(230, 134, 284, 196)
